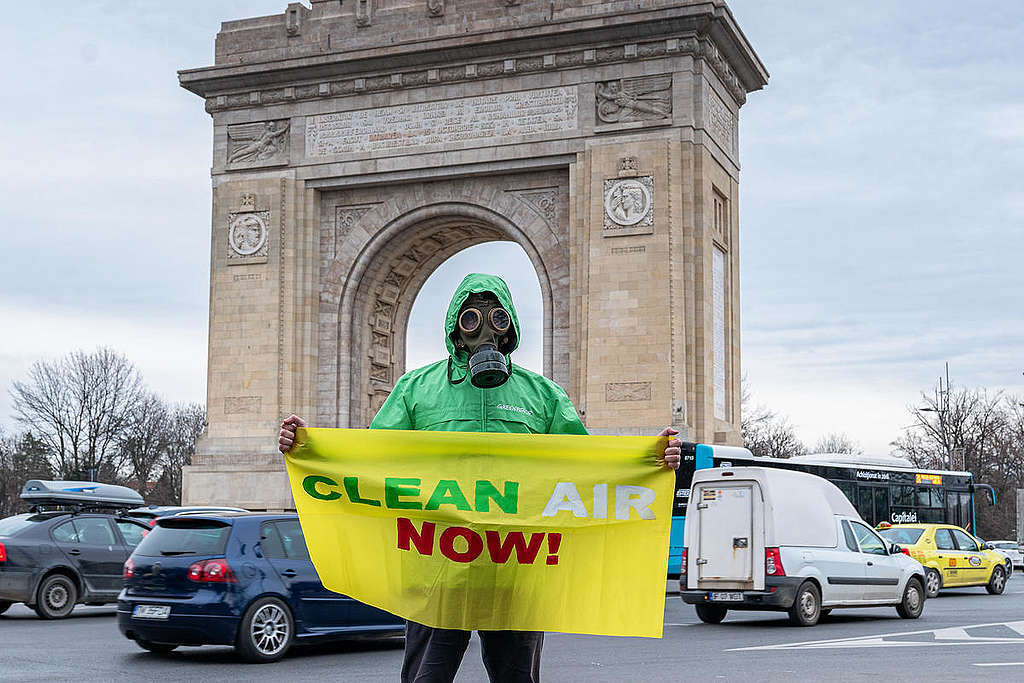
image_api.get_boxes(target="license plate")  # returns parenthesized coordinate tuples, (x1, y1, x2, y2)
(709, 592, 743, 602)
(133, 604, 171, 620)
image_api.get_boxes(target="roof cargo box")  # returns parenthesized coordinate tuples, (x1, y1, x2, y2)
(20, 480, 144, 509)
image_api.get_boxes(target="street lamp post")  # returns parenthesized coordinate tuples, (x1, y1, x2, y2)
(918, 362, 953, 471)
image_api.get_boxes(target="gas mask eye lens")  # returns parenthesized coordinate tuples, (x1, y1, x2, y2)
(458, 308, 481, 334)
(489, 308, 511, 333)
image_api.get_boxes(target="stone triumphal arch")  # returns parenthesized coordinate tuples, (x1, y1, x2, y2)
(179, 0, 767, 508)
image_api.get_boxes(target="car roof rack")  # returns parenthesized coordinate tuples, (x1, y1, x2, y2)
(20, 480, 145, 513)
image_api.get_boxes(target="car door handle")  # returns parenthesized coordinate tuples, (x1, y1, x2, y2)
(281, 569, 297, 578)
(866, 561, 873, 566)
(68, 548, 81, 556)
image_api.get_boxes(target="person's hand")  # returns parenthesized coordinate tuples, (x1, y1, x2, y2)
(659, 427, 681, 470)
(279, 415, 306, 454)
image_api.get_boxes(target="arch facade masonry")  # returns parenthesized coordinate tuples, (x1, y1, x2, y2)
(179, 0, 768, 509)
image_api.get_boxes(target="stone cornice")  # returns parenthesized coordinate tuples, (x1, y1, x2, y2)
(181, 5, 767, 106)
(199, 32, 753, 117)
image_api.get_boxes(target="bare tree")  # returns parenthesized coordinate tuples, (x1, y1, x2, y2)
(148, 403, 206, 505)
(893, 383, 1022, 538)
(811, 433, 863, 455)
(0, 430, 53, 517)
(740, 377, 805, 459)
(117, 392, 171, 496)
(10, 348, 143, 480)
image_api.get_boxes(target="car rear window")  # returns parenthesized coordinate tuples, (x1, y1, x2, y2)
(878, 528, 924, 545)
(994, 542, 1017, 550)
(0, 515, 37, 536)
(133, 519, 232, 557)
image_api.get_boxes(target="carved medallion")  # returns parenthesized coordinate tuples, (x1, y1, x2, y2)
(426, 0, 444, 16)
(596, 75, 672, 124)
(603, 177, 654, 234)
(228, 212, 269, 258)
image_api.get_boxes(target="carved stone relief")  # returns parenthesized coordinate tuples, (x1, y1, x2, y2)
(606, 382, 652, 402)
(596, 75, 672, 124)
(224, 396, 262, 414)
(603, 176, 654, 236)
(356, 0, 372, 27)
(512, 188, 558, 226)
(335, 204, 376, 253)
(228, 193, 270, 263)
(426, 0, 444, 16)
(226, 119, 290, 168)
(705, 88, 737, 156)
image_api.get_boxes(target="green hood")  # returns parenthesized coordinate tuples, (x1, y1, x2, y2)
(444, 273, 521, 364)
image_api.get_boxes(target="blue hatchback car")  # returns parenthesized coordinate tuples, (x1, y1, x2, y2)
(117, 513, 404, 662)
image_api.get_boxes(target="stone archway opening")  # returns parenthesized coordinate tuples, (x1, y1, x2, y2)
(404, 241, 545, 379)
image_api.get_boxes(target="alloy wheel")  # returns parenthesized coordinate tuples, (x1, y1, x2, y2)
(250, 603, 289, 656)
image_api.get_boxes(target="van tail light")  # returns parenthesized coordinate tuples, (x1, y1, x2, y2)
(765, 547, 786, 576)
(187, 558, 238, 583)
(680, 547, 688, 577)
(0, 541, 6, 563)
(123, 557, 134, 578)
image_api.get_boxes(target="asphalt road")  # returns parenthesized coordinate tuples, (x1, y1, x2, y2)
(4, 578, 1024, 682)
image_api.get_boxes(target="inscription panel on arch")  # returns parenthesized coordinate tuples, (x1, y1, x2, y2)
(305, 86, 579, 157)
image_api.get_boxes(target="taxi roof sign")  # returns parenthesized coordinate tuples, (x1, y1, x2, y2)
(20, 480, 144, 509)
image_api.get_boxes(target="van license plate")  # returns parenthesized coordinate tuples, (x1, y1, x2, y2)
(133, 605, 170, 620)
(709, 592, 743, 602)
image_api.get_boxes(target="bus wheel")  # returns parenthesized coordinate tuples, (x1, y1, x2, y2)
(987, 566, 1007, 595)
(694, 604, 727, 624)
(787, 582, 820, 627)
(924, 568, 941, 598)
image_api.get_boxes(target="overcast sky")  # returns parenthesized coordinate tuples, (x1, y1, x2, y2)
(1, 1, 1021, 455)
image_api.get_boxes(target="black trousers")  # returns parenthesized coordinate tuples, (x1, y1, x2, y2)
(401, 621, 543, 683)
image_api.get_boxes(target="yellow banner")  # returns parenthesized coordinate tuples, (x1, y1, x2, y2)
(285, 428, 674, 637)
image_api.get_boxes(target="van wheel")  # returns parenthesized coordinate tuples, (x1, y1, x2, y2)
(33, 574, 77, 619)
(787, 582, 820, 626)
(924, 568, 941, 598)
(987, 566, 1007, 595)
(695, 604, 727, 624)
(896, 578, 924, 619)
(236, 597, 294, 663)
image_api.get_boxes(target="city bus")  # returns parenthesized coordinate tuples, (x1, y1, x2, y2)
(667, 443, 996, 576)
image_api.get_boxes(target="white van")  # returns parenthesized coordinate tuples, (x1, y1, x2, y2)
(680, 467, 927, 626)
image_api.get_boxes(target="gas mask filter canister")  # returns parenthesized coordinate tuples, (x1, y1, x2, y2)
(456, 302, 513, 388)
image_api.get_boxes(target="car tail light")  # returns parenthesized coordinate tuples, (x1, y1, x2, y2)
(149, 519, 158, 528)
(900, 547, 911, 556)
(123, 557, 134, 578)
(765, 547, 786, 576)
(680, 547, 688, 577)
(0, 541, 6, 563)
(187, 558, 238, 583)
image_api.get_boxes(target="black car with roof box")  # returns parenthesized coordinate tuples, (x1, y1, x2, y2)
(0, 480, 151, 618)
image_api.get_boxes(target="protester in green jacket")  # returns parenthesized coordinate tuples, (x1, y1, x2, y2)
(279, 272, 680, 683)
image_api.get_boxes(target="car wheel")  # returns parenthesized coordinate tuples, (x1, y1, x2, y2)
(694, 604, 727, 624)
(136, 639, 179, 654)
(924, 568, 941, 598)
(236, 597, 294, 663)
(787, 582, 821, 627)
(987, 566, 1007, 595)
(896, 577, 925, 619)
(1005, 559, 1013, 576)
(33, 574, 77, 619)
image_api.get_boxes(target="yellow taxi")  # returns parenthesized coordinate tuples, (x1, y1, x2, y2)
(876, 523, 1007, 598)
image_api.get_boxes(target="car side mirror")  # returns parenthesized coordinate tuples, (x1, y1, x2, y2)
(889, 544, 903, 555)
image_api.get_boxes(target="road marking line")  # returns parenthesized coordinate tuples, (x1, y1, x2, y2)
(729, 620, 1024, 651)
(974, 663, 1024, 667)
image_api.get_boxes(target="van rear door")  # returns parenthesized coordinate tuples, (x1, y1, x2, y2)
(695, 484, 756, 587)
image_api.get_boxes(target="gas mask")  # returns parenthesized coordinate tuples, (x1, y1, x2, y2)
(451, 292, 515, 388)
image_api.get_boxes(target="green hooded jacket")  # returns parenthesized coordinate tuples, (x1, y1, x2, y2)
(370, 273, 588, 436)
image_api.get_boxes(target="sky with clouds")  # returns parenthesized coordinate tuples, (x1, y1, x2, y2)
(1, 1, 1021, 455)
